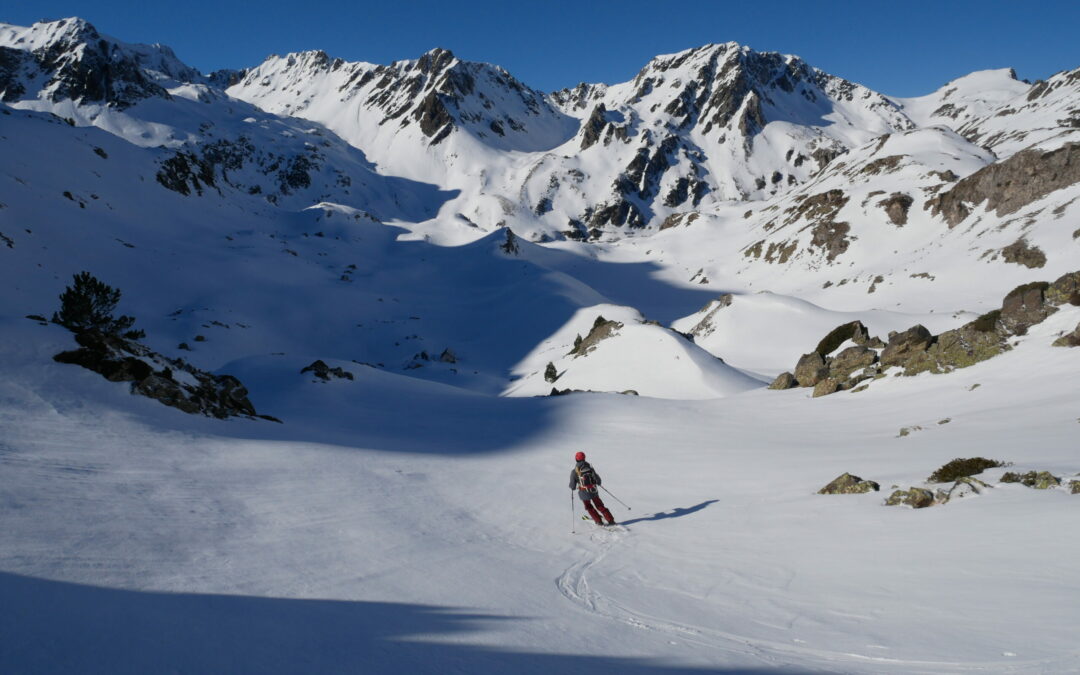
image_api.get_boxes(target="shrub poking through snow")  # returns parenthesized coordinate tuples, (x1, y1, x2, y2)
(928, 457, 1006, 483)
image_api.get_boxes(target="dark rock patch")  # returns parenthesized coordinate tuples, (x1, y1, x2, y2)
(301, 359, 354, 382)
(885, 488, 935, 509)
(1000, 471, 1061, 489)
(1000, 238, 1047, 269)
(571, 315, 624, 356)
(818, 473, 880, 494)
(930, 142, 1080, 227)
(767, 371, 796, 390)
(879, 192, 913, 225)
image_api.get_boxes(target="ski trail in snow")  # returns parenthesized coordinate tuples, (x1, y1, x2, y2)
(555, 528, 1067, 673)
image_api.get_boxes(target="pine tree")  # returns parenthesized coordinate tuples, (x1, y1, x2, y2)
(52, 271, 138, 336)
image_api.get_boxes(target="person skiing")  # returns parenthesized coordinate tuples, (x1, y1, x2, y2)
(570, 451, 616, 526)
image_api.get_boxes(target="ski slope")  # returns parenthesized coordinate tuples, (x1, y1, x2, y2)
(3, 15, 1080, 674)
(3, 304, 1080, 673)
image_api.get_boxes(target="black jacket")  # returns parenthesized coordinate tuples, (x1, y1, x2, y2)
(570, 460, 601, 499)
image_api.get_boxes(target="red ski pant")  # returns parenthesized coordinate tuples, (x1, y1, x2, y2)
(582, 494, 614, 524)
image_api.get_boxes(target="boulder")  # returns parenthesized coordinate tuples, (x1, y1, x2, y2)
(1046, 271, 1080, 306)
(1052, 322, 1080, 347)
(794, 352, 829, 387)
(768, 371, 797, 390)
(880, 325, 932, 368)
(1000, 471, 1061, 489)
(829, 345, 878, 380)
(884, 488, 935, 509)
(912, 321, 1008, 374)
(936, 476, 992, 504)
(812, 378, 840, 398)
(1070, 480, 1080, 495)
(1000, 282, 1056, 335)
(818, 473, 880, 494)
(814, 320, 871, 356)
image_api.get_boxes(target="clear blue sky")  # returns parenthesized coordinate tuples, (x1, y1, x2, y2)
(6, 1, 1079, 96)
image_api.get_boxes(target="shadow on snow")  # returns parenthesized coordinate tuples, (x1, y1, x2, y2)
(0, 572, 807, 674)
(621, 500, 720, 527)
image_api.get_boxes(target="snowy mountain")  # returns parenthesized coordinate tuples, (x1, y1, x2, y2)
(3, 16, 1080, 674)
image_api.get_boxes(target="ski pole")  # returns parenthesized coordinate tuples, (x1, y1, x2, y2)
(570, 491, 576, 534)
(600, 485, 631, 510)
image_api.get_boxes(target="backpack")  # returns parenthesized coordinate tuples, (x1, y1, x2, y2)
(576, 462, 598, 489)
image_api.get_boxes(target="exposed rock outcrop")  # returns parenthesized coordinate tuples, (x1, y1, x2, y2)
(879, 192, 913, 225)
(885, 488, 935, 509)
(54, 330, 263, 419)
(1052, 322, 1080, 347)
(301, 360, 354, 382)
(818, 473, 880, 494)
(1000, 471, 1061, 489)
(767, 371, 796, 390)
(570, 315, 624, 356)
(1000, 238, 1047, 269)
(930, 142, 1080, 227)
(774, 270, 1080, 396)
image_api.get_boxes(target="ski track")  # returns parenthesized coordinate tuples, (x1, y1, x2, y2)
(554, 525, 1071, 674)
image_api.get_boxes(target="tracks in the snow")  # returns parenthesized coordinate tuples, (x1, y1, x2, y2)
(554, 526, 1054, 673)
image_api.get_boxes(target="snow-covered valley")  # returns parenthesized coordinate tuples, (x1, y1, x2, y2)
(2, 16, 1079, 674)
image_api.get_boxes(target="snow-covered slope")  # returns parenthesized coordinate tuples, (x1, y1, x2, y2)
(3, 15, 1080, 674)
(892, 68, 1030, 130)
(959, 66, 1080, 158)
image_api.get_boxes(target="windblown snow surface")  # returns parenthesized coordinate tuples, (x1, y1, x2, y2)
(2, 17, 1080, 675)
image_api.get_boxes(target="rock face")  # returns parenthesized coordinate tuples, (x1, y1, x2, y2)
(0, 18, 183, 109)
(930, 142, 1080, 227)
(818, 473, 880, 494)
(885, 488, 935, 509)
(54, 330, 261, 419)
(300, 360, 354, 382)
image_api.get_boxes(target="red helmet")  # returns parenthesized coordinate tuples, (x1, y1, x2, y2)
(575, 451, 586, 461)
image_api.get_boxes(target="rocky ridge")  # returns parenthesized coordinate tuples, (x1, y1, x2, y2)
(770, 271, 1080, 396)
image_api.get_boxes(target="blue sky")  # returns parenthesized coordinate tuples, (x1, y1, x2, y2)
(7, 1, 1079, 96)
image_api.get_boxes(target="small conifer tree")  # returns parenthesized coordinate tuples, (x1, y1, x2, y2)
(52, 271, 138, 336)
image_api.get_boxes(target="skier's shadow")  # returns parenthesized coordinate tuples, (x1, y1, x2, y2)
(620, 499, 718, 526)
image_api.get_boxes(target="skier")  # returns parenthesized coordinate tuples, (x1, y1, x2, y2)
(570, 451, 616, 526)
